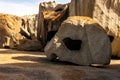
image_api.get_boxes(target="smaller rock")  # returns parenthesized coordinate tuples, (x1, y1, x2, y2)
(17, 39, 42, 51)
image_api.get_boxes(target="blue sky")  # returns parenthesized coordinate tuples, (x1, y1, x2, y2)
(0, 0, 70, 16)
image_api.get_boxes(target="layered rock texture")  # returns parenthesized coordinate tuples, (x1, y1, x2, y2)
(70, 0, 95, 17)
(0, 14, 41, 51)
(69, 0, 120, 57)
(93, 0, 120, 57)
(22, 14, 38, 39)
(0, 13, 23, 48)
(45, 16, 112, 65)
(19, 14, 42, 51)
(37, 1, 69, 46)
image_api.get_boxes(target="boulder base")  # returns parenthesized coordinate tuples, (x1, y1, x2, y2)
(45, 16, 112, 66)
(17, 39, 42, 51)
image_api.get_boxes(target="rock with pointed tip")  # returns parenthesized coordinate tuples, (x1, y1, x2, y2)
(37, 1, 69, 46)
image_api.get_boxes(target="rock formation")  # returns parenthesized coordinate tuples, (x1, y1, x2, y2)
(93, 0, 120, 57)
(44, 16, 112, 66)
(0, 13, 24, 48)
(69, 0, 95, 17)
(22, 14, 38, 39)
(37, 1, 69, 47)
(0, 13, 42, 51)
(69, 0, 120, 57)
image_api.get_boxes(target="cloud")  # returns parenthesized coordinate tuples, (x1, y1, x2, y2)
(0, 0, 70, 16)
(0, 1, 39, 16)
(38, 0, 70, 4)
(55, 0, 70, 3)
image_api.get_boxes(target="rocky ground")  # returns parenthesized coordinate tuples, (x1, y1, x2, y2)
(0, 49, 119, 80)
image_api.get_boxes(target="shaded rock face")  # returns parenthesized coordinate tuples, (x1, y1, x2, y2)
(44, 16, 112, 66)
(17, 39, 42, 51)
(69, 0, 120, 57)
(0, 14, 24, 48)
(69, 0, 95, 17)
(37, 1, 69, 47)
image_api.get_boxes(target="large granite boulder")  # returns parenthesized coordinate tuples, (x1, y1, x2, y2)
(44, 16, 112, 66)
(37, 1, 69, 47)
(69, 0, 120, 57)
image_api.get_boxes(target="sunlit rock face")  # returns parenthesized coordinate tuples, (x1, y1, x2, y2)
(17, 14, 42, 51)
(69, 0, 120, 57)
(93, 0, 120, 57)
(22, 14, 38, 39)
(0, 13, 42, 51)
(45, 16, 112, 66)
(37, 1, 69, 47)
(0, 13, 24, 48)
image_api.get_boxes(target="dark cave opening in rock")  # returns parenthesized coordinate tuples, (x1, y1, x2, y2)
(47, 31, 57, 42)
(108, 35, 114, 42)
(55, 8, 63, 12)
(4, 46, 10, 49)
(50, 53, 59, 61)
(63, 37, 82, 50)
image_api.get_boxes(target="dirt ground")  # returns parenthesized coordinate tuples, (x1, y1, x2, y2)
(0, 49, 120, 80)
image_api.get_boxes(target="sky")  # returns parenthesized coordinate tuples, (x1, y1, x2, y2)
(0, 0, 70, 16)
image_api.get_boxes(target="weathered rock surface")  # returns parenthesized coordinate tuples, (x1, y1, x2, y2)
(69, 0, 120, 57)
(0, 13, 24, 48)
(0, 13, 42, 51)
(69, 0, 95, 17)
(22, 14, 38, 39)
(17, 39, 42, 51)
(45, 16, 112, 66)
(93, 0, 120, 57)
(37, 1, 69, 47)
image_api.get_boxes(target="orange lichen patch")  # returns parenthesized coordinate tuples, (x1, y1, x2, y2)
(0, 14, 22, 36)
(43, 11, 55, 19)
(67, 16, 96, 24)
(43, 11, 62, 21)
(51, 13, 61, 21)
(0, 14, 23, 47)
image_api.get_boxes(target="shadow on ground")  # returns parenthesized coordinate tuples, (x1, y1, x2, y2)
(0, 49, 120, 80)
